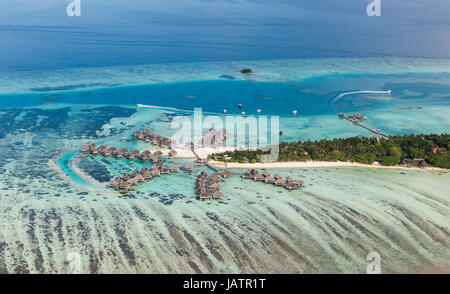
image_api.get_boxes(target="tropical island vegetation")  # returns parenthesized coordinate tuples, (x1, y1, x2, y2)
(208, 134, 450, 169)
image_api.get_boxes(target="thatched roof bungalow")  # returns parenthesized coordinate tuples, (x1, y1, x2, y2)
(265, 176, 275, 184)
(295, 180, 304, 187)
(80, 145, 90, 152)
(242, 172, 253, 179)
(119, 182, 131, 190)
(275, 179, 284, 186)
(212, 191, 223, 199)
(183, 165, 195, 172)
(142, 172, 153, 179)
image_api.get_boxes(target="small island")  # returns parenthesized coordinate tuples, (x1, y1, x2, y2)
(208, 134, 450, 169)
(240, 68, 253, 75)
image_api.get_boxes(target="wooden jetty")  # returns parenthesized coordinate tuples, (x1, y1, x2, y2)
(338, 112, 389, 138)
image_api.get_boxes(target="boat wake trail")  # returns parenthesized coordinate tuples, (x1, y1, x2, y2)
(332, 90, 392, 104)
(137, 104, 224, 115)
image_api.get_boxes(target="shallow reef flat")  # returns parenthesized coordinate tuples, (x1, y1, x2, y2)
(0, 60, 449, 273)
(1, 57, 450, 95)
(0, 135, 449, 273)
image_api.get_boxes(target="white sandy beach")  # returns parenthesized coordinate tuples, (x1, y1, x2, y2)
(208, 160, 447, 171)
(169, 146, 447, 171)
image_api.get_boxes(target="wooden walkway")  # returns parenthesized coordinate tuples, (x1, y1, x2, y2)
(190, 149, 220, 173)
(340, 115, 389, 138)
(190, 148, 243, 176)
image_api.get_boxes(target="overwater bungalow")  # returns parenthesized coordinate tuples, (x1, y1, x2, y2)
(262, 171, 271, 178)
(250, 169, 258, 175)
(200, 192, 210, 200)
(183, 165, 195, 172)
(254, 174, 265, 182)
(154, 151, 163, 157)
(133, 130, 141, 137)
(132, 170, 139, 178)
(142, 171, 153, 180)
(119, 181, 131, 190)
(150, 164, 160, 171)
(265, 176, 275, 184)
(135, 174, 145, 183)
(209, 182, 220, 190)
(295, 180, 304, 187)
(285, 183, 298, 191)
(286, 176, 294, 183)
(170, 166, 179, 172)
(140, 167, 148, 174)
(101, 149, 111, 156)
(108, 179, 119, 188)
(123, 173, 131, 181)
(127, 178, 138, 186)
(92, 149, 99, 155)
(242, 172, 253, 179)
(347, 113, 367, 121)
(274, 174, 282, 180)
(80, 145, 90, 152)
(149, 156, 159, 163)
(275, 179, 284, 186)
(212, 191, 223, 199)
(161, 167, 170, 174)
(168, 150, 177, 157)
(119, 148, 128, 154)
(151, 170, 161, 177)
(88, 142, 96, 150)
(223, 171, 233, 178)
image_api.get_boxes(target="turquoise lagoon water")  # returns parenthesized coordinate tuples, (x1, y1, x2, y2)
(0, 58, 449, 273)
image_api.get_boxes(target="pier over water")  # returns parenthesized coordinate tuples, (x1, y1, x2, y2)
(338, 112, 389, 138)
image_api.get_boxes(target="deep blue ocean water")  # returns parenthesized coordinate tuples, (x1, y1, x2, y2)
(1, 73, 449, 118)
(1, 1, 449, 72)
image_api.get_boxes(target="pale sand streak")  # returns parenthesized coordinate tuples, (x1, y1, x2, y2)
(208, 160, 447, 171)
